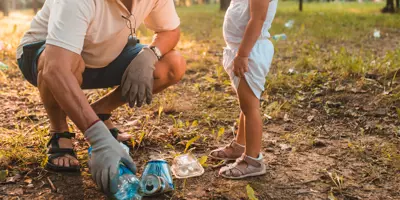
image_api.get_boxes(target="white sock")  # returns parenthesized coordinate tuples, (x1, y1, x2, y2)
(248, 153, 263, 160)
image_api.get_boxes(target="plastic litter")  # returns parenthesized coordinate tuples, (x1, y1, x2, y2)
(140, 159, 174, 196)
(373, 29, 381, 38)
(171, 153, 204, 179)
(284, 20, 294, 29)
(88, 143, 142, 200)
(0, 62, 8, 71)
(288, 68, 296, 75)
(272, 33, 287, 41)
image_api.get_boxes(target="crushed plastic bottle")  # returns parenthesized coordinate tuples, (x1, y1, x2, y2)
(88, 143, 142, 200)
(113, 167, 142, 200)
(272, 33, 287, 41)
(0, 62, 8, 71)
(373, 29, 381, 38)
(284, 20, 294, 29)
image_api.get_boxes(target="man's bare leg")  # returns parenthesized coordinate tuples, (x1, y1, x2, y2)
(91, 50, 186, 130)
(37, 49, 85, 168)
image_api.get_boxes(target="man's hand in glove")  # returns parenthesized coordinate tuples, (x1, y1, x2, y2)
(86, 121, 137, 195)
(121, 47, 158, 108)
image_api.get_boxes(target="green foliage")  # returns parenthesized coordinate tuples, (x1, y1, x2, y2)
(0, 170, 8, 182)
(216, 127, 225, 141)
(246, 184, 259, 200)
(396, 108, 400, 120)
(184, 135, 201, 153)
(198, 155, 208, 167)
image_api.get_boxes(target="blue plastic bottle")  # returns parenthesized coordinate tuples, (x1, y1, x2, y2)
(88, 144, 142, 200)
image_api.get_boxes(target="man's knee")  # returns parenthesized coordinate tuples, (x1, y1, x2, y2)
(37, 49, 85, 86)
(163, 50, 186, 84)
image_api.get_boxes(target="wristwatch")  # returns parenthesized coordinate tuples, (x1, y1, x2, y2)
(149, 46, 162, 60)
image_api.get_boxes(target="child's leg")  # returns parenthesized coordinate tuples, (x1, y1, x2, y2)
(209, 102, 246, 161)
(237, 78, 262, 158)
(236, 112, 246, 145)
(218, 77, 266, 179)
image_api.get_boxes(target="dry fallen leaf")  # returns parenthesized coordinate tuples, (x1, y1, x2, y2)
(24, 178, 32, 184)
(283, 113, 291, 122)
(8, 188, 23, 195)
(6, 174, 21, 183)
(125, 120, 141, 127)
(279, 144, 292, 151)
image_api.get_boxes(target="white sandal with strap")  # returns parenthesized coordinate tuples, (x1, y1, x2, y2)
(219, 153, 266, 179)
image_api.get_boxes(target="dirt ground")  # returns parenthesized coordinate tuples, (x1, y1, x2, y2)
(1, 3, 400, 200)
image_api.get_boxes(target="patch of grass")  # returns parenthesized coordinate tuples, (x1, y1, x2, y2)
(0, 127, 48, 168)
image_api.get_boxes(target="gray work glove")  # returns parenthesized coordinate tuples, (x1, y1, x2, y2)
(85, 121, 136, 195)
(121, 47, 158, 108)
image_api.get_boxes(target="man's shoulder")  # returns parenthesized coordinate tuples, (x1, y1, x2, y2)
(51, 0, 96, 9)
(50, 0, 96, 16)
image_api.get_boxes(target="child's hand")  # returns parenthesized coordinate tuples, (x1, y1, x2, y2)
(233, 55, 249, 78)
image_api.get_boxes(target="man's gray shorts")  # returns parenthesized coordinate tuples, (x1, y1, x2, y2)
(17, 41, 145, 89)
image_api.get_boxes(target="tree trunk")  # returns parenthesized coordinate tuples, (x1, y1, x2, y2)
(396, 0, 399, 8)
(220, 0, 230, 11)
(382, 0, 395, 13)
(33, 0, 38, 14)
(11, 0, 16, 9)
(299, 0, 303, 11)
(2, 0, 10, 17)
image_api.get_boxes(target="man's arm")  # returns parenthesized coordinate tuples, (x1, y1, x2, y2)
(39, 45, 99, 132)
(150, 27, 180, 56)
(39, 46, 136, 194)
(234, 0, 270, 77)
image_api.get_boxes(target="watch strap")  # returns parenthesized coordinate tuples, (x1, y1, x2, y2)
(149, 46, 162, 60)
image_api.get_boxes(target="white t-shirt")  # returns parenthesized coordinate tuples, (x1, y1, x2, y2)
(16, 0, 180, 68)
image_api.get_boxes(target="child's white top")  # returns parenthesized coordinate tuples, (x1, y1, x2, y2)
(223, 0, 278, 47)
(222, 0, 278, 99)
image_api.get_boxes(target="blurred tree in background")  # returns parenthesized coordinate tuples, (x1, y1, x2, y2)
(1, 0, 9, 16)
(220, 0, 230, 10)
(0, 0, 395, 18)
(0, 0, 44, 16)
(382, 0, 399, 12)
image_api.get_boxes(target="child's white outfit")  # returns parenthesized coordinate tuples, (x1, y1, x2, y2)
(223, 0, 278, 99)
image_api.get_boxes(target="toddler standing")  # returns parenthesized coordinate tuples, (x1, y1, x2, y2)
(209, 0, 278, 179)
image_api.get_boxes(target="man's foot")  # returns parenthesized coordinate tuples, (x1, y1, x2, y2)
(46, 132, 80, 172)
(97, 114, 132, 142)
(209, 141, 245, 161)
(219, 153, 266, 179)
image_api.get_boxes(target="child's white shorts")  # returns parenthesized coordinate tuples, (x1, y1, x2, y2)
(223, 39, 274, 99)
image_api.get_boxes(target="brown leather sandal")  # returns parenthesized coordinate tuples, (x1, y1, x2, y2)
(209, 141, 245, 161)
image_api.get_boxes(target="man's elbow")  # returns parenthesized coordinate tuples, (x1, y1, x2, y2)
(171, 27, 181, 42)
(41, 62, 61, 84)
(41, 60, 80, 85)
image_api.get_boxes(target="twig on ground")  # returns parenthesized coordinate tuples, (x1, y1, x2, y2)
(143, 146, 162, 153)
(47, 177, 56, 192)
